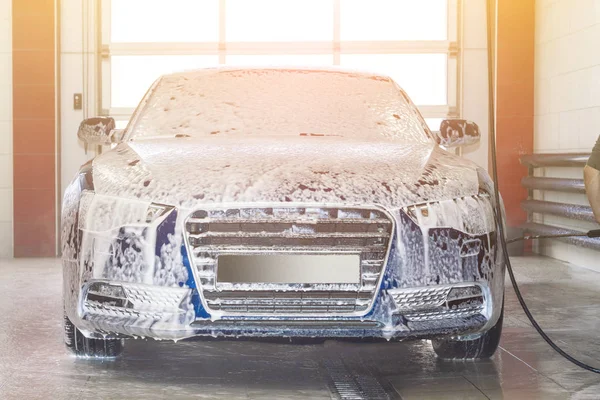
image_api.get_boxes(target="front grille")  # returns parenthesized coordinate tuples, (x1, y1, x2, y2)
(184, 206, 394, 316)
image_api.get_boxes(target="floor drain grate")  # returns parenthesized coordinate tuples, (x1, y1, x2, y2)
(322, 359, 399, 400)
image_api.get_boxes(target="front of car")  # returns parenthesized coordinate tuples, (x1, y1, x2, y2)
(62, 67, 504, 357)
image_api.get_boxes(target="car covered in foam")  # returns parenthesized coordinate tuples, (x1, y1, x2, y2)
(62, 67, 505, 359)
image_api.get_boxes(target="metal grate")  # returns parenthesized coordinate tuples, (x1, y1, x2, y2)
(83, 281, 191, 318)
(389, 286, 451, 311)
(204, 290, 374, 314)
(184, 206, 394, 316)
(403, 305, 484, 321)
(388, 284, 485, 322)
(322, 358, 399, 400)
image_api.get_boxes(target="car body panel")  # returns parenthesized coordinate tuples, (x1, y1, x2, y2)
(62, 67, 504, 343)
(92, 136, 479, 208)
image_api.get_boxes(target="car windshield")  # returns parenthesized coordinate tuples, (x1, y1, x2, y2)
(126, 68, 434, 143)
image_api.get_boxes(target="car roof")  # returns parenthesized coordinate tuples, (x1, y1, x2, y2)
(160, 65, 394, 83)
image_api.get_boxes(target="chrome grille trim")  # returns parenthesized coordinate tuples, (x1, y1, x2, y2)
(388, 284, 486, 322)
(390, 286, 451, 311)
(404, 306, 485, 322)
(204, 290, 373, 314)
(184, 206, 394, 317)
(191, 320, 383, 328)
(83, 281, 191, 319)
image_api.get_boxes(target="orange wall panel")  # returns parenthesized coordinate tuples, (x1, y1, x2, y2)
(12, 119, 55, 154)
(496, 0, 535, 228)
(12, 13, 55, 51)
(12, 0, 57, 257)
(12, 51, 56, 85)
(13, 188, 56, 225)
(12, 83, 55, 120)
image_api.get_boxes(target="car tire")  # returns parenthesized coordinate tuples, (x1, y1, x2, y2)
(64, 314, 124, 358)
(431, 305, 503, 360)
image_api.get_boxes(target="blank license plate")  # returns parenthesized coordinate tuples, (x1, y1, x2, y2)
(217, 255, 361, 284)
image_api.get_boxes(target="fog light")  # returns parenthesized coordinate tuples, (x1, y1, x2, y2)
(388, 284, 486, 321)
(86, 282, 131, 308)
(446, 285, 483, 309)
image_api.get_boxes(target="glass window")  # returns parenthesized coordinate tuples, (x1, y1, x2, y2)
(226, 54, 334, 66)
(226, 0, 334, 42)
(340, 0, 447, 41)
(111, 55, 219, 108)
(111, 0, 219, 42)
(114, 120, 129, 129)
(102, 0, 456, 125)
(129, 69, 432, 143)
(425, 118, 444, 131)
(340, 53, 447, 105)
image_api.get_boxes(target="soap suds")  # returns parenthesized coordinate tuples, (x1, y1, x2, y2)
(61, 66, 504, 341)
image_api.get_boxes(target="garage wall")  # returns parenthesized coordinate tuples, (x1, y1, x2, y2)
(11, 0, 58, 257)
(60, 0, 95, 198)
(496, 0, 535, 229)
(0, 0, 13, 258)
(461, 0, 491, 172)
(534, 0, 600, 269)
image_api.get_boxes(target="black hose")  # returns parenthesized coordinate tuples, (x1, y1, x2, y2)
(486, 0, 600, 374)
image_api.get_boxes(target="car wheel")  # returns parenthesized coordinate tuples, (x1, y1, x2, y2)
(64, 314, 124, 358)
(431, 306, 503, 360)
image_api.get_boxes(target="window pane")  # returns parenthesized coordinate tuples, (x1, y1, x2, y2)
(226, 54, 333, 66)
(425, 118, 444, 131)
(111, 55, 219, 108)
(111, 0, 219, 42)
(114, 120, 129, 129)
(226, 0, 333, 42)
(341, 0, 448, 41)
(340, 54, 447, 105)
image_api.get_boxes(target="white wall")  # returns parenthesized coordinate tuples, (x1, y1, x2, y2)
(534, 0, 600, 270)
(60, 0, 96, 198)
(0, 0, 13, 258)
(461, 0, 490, 170)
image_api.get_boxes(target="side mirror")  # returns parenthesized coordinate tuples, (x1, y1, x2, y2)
(77, 117, 120, 146)
(436, 119, 481, 148)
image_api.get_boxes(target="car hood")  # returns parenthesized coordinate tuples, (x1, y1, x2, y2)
(91, 136, 480, 210)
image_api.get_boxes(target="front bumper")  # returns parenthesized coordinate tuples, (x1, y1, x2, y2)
(78, 279, 491, 341)
(63, 195, 504, 341)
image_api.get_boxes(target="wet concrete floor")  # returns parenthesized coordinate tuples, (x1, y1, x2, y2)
(1, 256, 600, 399)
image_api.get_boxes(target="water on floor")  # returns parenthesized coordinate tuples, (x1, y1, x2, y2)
(1, 256, 599, 399)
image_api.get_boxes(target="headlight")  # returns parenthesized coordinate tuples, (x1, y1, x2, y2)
(78, 159, 94, 192)
(79, 194, 174, 232)
(401, 193, 495, 236)
(145, 203, 174, 223)
(404, 203, 430, 222)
